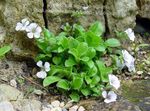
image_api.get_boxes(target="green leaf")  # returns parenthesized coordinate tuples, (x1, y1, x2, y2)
(88, 65, 98, 77)
(68, 48, 79, 60)
(77, 42, 88, 57)
(44, 28, 54, 39)
(65, 56, 76, 67)
(86, 47, 96, 59)
(85, 31, 100, 47)
(35, 54, 52, 61)
(43, 76, 61, 87)
(89, 21, 104, 36)
(81, 88, 91, 96)
(0, 45, 11, 57)
(52, 56, 62, 65)
(96, 60, 112, 82)
(73, 24, 85, 36)
(70, 92, 80, 102)
(95, 45, 106, 52)
(80, 56, 89, 62)
(90, 76, 100, 87)
(85, 76, 92, 84)
(56, 80, 70, 90)
(72, 76, 83, 90)
(105, 38, 121, 47)
(87, 60, 95, 68)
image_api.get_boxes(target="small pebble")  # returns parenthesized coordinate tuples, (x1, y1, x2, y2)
(51, 100, 61, 107)
(69, 105, 79, 111)
(78, 106, 85, 111)
(10, 79, 17, 88)
(51, 107, 62, 111)
(60, 102, 65, 108)
(137, 71, 143, 75)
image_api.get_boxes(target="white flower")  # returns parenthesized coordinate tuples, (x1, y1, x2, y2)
(26, 23, 42, 38)
(82, 6, 89, 11)
(36, 61, 50, 79)
(15, 18, 30, 31)
(124, 28, 135, 41)
(122, 50, 135, 72)
(102, 91, 117, 103)
(109, 74, 120, 90)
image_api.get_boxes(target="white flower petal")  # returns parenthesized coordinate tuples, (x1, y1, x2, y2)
(103, 91, 117, 103)
(26, 23, 37, 32)
(37, 61, 43, 68)
(21, 18, 28, 23)
(122, 50, 135, 72)
(125, 28, 135, 41)
(36, 26, 42, 33)
(44, 62, 50, 72)
(109, 74, 120, 90)
(102, 91, 107, 98)
(34, 32, 41, 38)
(15, 23, 23, 31)
(108, 91, 117, 101)
(36, 71, 47, 79)
(27, 32, 34, 39)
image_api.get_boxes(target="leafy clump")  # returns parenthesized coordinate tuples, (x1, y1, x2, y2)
(35, 21, 121, 101)
(0, 45, 11, 59)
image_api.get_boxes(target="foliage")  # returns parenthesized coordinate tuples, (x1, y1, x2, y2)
(0, 45, 11, 59)
(35, 21, 121, 102)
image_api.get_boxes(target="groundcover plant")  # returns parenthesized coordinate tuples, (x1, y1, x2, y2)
(16, 19, 135, 102)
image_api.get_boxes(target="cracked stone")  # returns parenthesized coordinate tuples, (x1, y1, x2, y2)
(0, 84, 23, 101)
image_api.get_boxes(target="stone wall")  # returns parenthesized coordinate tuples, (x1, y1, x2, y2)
(0, 0, 149, 59)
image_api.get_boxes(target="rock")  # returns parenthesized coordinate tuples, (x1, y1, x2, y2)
(0, 60, 27, 82)
(0, 84, 23, 101)
(78, 106, 85, 111)
(0, 0, 43, 59)
(12, 99, 41, 111)
(51, 100, 61, 107)
(0, 91, 8, 102)
(0, 101, 15, 111)
(106, 0, 138, 35)
(10, 79, 17, 88)
(60, 102, 65, 108)
(137, 0, 150, 19)
(69, 105, 78, 111)
(137, 71, 144, 75)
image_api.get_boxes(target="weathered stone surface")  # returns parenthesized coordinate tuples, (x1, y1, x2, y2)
(0, 84, 23, 101)
(0, 101, 15, 111)
(47, 0, 105, 33)
(12, 99, 41, 111)
(0, 0, 43, 59)
(106, 0, 138, 34)
(137, 0, 150, 19)
(0, 60, 27, 82)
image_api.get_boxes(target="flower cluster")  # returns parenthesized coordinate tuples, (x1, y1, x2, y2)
(15, 18, 42, 38)
(36, 61, 50, 79)
(102, 74, 120, 103)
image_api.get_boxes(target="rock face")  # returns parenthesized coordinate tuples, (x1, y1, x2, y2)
(0, 0, 43, 59)
(137, 0, 150, 19)
(0, 84, 41, 111)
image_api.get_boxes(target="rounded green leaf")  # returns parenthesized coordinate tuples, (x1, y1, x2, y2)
(43, 76, 61, 87)
(0, 45, 11, 57)
(81, 88, 91, 96)
(69, 92, 80, 102)
(105, 38, 121, 47)
(57, 80, 70, 90)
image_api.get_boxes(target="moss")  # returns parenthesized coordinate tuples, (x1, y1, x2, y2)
(122, 80, 150, 103)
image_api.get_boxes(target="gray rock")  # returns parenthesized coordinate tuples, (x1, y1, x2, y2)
(0, 84, 23, 101)
(0, 101, 15, 111)
(12, 99, 41, 111)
